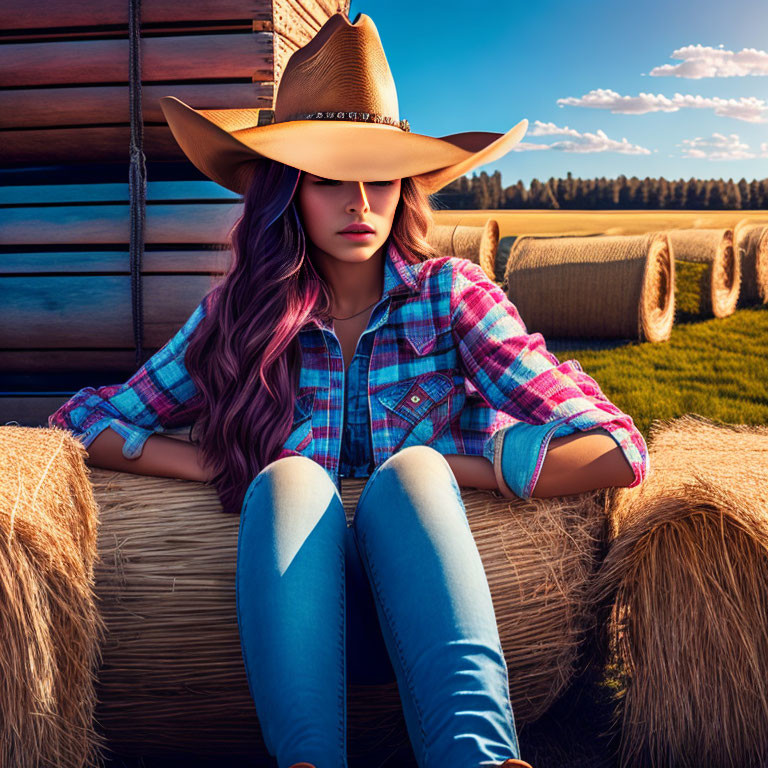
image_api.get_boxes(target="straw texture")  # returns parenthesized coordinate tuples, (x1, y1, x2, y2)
(426, 220, 500, 279)
(504, 233, 675, 342)
(86, 468, 607, 760)
(0, 426, 107, 768)
(665, 228, 740, 318)
(733, 218, 768, 305)
(593, 414, 768, 768)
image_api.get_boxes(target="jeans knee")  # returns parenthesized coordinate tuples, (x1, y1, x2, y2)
(241, 455, 344, 527)
(379, 445, 454, 489)
(354, 446, 458, 530)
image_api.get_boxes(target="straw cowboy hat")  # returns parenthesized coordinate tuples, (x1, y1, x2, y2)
(159, 11, 528, 196)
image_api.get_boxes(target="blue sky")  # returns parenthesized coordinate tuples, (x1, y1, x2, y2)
(347, 0, 768, 187)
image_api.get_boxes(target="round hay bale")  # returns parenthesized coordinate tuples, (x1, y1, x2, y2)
(0, 425, 107, 768)
(87, 468, 607, 761)
(504, 232, 675, 342)
(426, 220, 500, 279)
(496, 232, 608, 284)
(665, 228, 740, 318)
(733, 218, 768, 305)
(593, 414, 768, 768)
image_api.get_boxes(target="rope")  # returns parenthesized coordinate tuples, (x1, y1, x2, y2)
(128, 0, 146, 368)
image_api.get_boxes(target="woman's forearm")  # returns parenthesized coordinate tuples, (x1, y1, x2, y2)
(84, 427, 212, 483)
(530, 428, 635, 498)
(443, 453, 499, 491)
(443, 427, 635, 498)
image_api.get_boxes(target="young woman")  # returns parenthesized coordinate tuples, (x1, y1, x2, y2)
(49, 11, 649, 768)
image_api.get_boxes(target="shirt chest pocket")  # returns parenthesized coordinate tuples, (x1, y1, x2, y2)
(375, 372, 453, 451)
(283, 390, 315, 453)
(399, 323, 456, 363)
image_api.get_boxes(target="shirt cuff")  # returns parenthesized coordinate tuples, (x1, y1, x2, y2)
(487, 416, 571, 500)
(77, 418, 156, 459)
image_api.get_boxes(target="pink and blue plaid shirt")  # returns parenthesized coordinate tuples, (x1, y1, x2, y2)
(48, 239, 649, 496)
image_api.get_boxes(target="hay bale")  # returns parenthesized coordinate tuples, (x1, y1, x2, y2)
(504, 233, 675, 342)
(665, 228, 740, 318)
(0, 425, 107, 768)
(496, 232, 608, 284)
(86, 467, 607, 761)
(593, 414, 768, 768)
(426, 219, 500, 279)
(733, 218, 768, 305)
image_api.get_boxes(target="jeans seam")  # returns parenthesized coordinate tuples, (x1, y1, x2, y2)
(236, 478, 262, 731)
(356, 522, 429, 766)
(338, 537, 347, 762)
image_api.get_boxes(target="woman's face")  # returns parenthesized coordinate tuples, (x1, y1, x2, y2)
(296, 173, 402, 264)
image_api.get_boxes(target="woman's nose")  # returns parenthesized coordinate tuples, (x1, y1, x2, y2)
(346, 181, 370, 213)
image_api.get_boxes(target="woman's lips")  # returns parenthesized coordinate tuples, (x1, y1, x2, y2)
(338, 231, 376, 241)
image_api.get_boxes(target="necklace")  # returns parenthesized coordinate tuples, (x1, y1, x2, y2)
(330, 297, 379, 321)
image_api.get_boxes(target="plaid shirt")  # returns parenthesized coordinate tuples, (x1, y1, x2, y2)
(48, 240, 649, 496)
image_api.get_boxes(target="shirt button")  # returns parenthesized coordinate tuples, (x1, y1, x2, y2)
(410, 395, 421, 403)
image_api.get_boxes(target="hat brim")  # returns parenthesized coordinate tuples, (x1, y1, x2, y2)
(160, 96, 528, 196)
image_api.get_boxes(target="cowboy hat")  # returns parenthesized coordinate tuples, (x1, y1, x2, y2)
(159, 12, 528, 196)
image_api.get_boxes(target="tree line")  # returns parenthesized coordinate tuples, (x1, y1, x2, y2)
(433, 171, 768, 210)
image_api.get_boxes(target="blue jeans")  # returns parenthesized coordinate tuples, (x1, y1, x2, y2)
(236, 445, 522, 768)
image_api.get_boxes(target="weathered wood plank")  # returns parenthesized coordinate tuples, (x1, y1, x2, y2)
(0, 0, 273, 30)
(0, 275, 219, 348)
(0, 351, 158, 375)
(0, 32, 274, 88)
(0, 251, 232, 275)
(0, 82, 273, 130)
(0, 182, 241, 205)
(1, 397, 84, 428)
(0, 204, 242, 245)
(1, 126, 191, 164)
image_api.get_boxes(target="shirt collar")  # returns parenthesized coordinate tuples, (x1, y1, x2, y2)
(383, 238, 421, 298)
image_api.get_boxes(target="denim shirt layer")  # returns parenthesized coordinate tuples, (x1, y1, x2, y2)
(338, 327, 375, 479)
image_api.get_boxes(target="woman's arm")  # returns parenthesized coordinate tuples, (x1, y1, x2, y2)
(85, 427, 213, 483)
(444, 427, 635, 498)
(528, 428, 634, 497)
(448, 258, 649, 493)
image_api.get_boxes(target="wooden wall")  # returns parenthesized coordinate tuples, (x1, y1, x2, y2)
(1, 0, 350, 427)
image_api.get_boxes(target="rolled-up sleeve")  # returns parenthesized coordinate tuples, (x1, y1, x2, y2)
(48, 296, 210, 460)
(448, 258, 649, 491)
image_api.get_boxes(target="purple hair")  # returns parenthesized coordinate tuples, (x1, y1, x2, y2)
(184, 157, 438, 515)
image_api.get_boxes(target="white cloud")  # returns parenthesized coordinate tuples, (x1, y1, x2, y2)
(512, 141, 551, 151)
(557, 87, 767, 122)
(527, 121, 582, 137)
(512, 121, 652, 154)
(677, 132, 768, 160)
(648, 44, 768, 78)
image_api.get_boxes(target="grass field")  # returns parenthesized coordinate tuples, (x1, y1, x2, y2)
(432, 208, 768, 238)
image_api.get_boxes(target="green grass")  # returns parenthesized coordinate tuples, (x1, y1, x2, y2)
(548, 285, 768, 438)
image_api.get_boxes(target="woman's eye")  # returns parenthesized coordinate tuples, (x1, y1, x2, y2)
(312, 179, 393, 186)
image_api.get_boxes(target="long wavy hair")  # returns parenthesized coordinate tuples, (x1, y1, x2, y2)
(184, 157, 440, 514)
